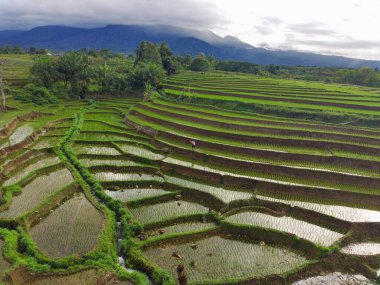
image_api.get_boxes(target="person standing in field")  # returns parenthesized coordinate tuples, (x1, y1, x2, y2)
(190, 140, 196, 150)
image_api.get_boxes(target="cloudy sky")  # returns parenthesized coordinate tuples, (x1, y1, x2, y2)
(0, 0, 379, 60)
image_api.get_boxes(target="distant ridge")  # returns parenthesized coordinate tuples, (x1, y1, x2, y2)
(0, 24, 379, 68)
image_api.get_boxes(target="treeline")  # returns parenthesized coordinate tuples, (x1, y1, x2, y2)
(16, 41, 186, 104)
(335, 67, 380, 87)
(0, 45, 48, 55)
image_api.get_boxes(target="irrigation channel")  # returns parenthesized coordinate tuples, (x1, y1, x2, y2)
(0, 92, 379, 284)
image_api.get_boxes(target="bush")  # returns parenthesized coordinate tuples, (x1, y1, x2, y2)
(15, 83, 58, 105)
(189, 54, 210, 72)
(128, 62, 165, 89)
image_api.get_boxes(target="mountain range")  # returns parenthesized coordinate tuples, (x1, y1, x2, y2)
(0, 24, 379, 68)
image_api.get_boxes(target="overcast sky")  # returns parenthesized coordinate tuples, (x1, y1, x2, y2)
(0, 0, 379, 60)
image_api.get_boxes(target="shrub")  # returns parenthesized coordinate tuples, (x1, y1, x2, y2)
(128, 62, 165, 89)
(15, 83, 58, 105)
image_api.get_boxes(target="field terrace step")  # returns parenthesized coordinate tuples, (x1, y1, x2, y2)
(155, 140, 380, 190)
(161, 156, 379, 194)
(225, 211, 344, 247)
(104, 187, 171, 203)
(145, 220, 217, 240)
(126, 116, 380, 175)
(0, 111, 45, 139)
(152, 100, 380, 138)
(256, 195, 380, 224)
(165, 86, 380, 112)
(137, 102, 380, 149)
(164, 84, 380, 103)
(158, 161, 380, 208)
(129, 110, 380, 157)
(0, 123, 52, 159)
(1, 149, 48, 177)
(166, 81, 369, 97)
(72, 142, 122, 156)
(0, 167, 75, 220)
(77, 129, 150, 142)
(2, 155, 61, 187)
(81, 119, 135, 133)
(129, 200, 209, 226)
(30, 193, 105, 258)
(143, 235, 308, 284)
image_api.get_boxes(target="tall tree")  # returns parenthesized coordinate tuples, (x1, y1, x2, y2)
(189, 53, 210, 72)
(57, 52, 90, 90)
(159, 43, 178, 75)
(31, 56, 60, 87)
(135, 41, 162, 66)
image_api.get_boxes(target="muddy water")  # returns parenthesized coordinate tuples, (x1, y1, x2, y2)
(130, 200, 208, 224)
(74, 145, 121, 155)
(226, 211, 344, 246)
(104, 188, 169, 202)
(147, 222, 216, 238)
(144, 236, 307, 283)
(165, 176, 252, 203)
(292, 272, 374, 285)
(341, 243, 380, 256)
(118, 143, 165, 160)
(94, 172, 164, 183)
(257, 195, 380, 223)
(0, 124, 33, 149)
(3, 156, 60, 187)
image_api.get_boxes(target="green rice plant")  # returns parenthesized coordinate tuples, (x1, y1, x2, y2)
(158, 134, 380, 178)
(104, 188, 170, 202)
(0, 168, 74, 219)
(148, 100, 380, 139)
(226, 211, 344, 247)
(30, 193, 105, 258)
(143, 236, 308, 284)
(340, 243, 380, 256)
(30, 137, 61, 150)
(130, 200, 209, 225)
(257, 195, 380, 223)
(129, 113, 380, 160)
(132, 106, 380, 152)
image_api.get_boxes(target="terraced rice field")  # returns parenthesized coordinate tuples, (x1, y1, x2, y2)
(226, 211, 344, 246)
(30, 193, 105, 258)
(340, 243, 380, 256)
(130, 200, 209, 225)
(144, 236, 308, 283)
(1, 74, 380, 284)
(0, 168, 74, 219)
(104, 188, 170, 202)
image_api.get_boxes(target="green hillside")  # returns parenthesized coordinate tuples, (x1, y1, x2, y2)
(0, 66, 379, 285)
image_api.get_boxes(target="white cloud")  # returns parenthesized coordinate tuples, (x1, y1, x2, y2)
(0, 0, 224, 29)
(0, 0, 379, 60)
